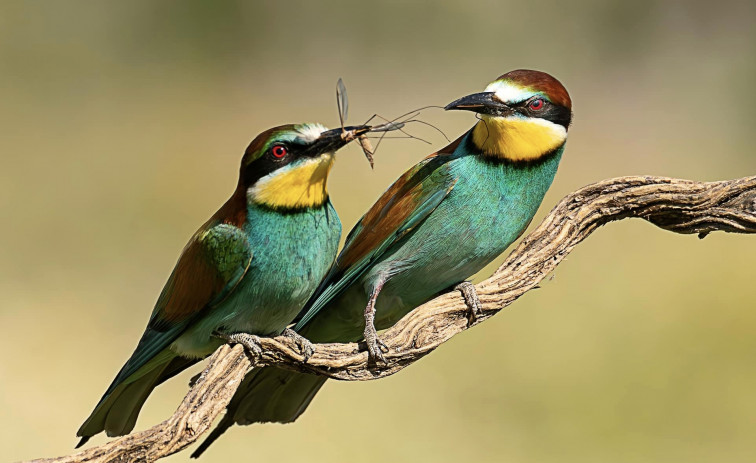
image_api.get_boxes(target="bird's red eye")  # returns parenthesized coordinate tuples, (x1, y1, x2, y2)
(271, 145, 287, 158)
(529, 98, 544, 110)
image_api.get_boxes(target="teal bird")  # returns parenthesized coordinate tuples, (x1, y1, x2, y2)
(76, 123, 371, 445)
(192, 69, 572, 457)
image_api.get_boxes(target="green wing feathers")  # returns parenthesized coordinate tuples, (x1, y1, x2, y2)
(150, 223, 253, 329)
(77, 223, 253, 443)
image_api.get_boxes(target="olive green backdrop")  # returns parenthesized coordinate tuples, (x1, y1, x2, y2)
(1, 1, 754, 462)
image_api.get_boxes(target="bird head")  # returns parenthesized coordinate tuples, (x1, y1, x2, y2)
(445, 70, 572, 162)
(241, 123, 369, 210)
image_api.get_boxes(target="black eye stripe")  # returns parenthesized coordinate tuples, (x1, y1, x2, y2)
(242, 143, 304, 185)
(514, 99, 571, 129)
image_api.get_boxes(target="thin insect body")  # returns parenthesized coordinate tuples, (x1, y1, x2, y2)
(336, 78, 376, 167)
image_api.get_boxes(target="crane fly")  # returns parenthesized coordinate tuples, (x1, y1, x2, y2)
(333, 78, 447, 168)
(335, 78, 405, 169)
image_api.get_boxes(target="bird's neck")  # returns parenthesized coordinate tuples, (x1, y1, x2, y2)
(471, 116, 567, 162)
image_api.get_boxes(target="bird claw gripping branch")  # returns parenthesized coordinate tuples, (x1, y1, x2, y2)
(455, 281, 483, 326)
(282, 327, 316, 362)
(363, 327, 390, 366)
(218, 332, 264, 360)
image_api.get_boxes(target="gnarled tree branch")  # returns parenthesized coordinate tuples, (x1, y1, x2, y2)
(24, 175, 756, 463)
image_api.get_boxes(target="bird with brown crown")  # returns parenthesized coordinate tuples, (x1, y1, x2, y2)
(76, 122, 372, 446)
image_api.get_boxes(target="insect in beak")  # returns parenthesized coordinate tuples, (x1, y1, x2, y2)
(333, 78, 411, 168)
(336, 78, 404, 169)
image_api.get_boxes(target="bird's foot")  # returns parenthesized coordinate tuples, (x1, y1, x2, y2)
(216, 331, 264, 359)
(364, 324, 389, 366)
(282, 327, 315, 362)
(455, 281, 483, 326)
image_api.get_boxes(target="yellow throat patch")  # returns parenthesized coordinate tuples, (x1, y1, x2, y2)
(247, 154, 335, 209)
(472, 115, 566, 162)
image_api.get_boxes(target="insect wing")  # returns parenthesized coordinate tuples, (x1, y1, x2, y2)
(336, 78, 349, 128)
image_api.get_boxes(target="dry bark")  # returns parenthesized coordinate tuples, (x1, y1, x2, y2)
(23, 175, 756, 463)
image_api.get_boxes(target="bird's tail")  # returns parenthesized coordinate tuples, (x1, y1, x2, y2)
(191, 367, 327, 458)
(76, 349, 196, 447)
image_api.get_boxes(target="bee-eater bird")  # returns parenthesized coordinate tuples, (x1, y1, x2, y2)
(192, 69, 572, 457)
(76, 122, 372, 446)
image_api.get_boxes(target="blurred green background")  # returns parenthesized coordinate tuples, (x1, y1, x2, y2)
(1, 1, 755, 462)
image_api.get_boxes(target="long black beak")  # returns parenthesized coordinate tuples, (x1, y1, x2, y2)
(444, 91, 514, 117)
(305, 125, 371, 156)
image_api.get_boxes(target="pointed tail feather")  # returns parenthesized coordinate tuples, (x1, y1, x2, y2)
(76, 352, 197, 444)
(191, 367, 327, 458)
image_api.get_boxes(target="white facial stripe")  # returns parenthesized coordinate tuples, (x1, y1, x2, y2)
(296, 123, 327, 143)
(484, 81, 536, 105)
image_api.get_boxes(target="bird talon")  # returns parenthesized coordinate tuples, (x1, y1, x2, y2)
(220, 332, 264, 359)
(364, 325, 389, 366)
(455, 281, 483, 325)
(377, 337, 390, 353)
(282, 327, 315, 362)
(367, 340, 387, 365)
